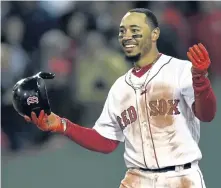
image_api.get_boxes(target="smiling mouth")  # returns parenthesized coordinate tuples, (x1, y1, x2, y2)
(123, 44, 137, 52)
(124, 44, 136, 48)
(123, 40, 137, 47)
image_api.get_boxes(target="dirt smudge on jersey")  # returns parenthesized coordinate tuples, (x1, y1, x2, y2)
(133, 122, 141, 138)
(167, 176, 193, 188)
(147, 83, 175, 128)
(179, 177, 192, 188)
(171, 143, 179, 152)
(170, 142, 185, 158)
(120, 169, 141, 188)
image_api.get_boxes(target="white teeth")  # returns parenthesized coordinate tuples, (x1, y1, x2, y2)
(125, 44, 136, 48)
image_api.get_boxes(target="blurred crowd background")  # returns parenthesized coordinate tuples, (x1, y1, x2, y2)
(1, 1, 221, 188)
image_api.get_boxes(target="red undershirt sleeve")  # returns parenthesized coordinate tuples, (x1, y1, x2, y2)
(191, 71, 216, 122)
(181, 61, 216, 122)
(63, 119, 120, 154)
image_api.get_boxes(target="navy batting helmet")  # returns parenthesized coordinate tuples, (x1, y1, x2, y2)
(12, 72, 55, 117)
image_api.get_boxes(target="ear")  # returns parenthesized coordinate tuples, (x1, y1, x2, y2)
(151, 27, 160, 42)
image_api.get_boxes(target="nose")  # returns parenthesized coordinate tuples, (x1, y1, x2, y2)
(124, 30, 133, 40)
(123, 35, 133, 41)
(119, 29, 133, 41)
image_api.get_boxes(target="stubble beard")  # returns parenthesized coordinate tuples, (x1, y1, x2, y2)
(125, 42, 152, 66)
(125, 53, 141, 66)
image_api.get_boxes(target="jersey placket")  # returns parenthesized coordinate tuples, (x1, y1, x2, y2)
(135, 89, 159, 169)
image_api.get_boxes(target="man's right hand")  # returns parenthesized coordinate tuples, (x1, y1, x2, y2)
(24, 110, 66, 133)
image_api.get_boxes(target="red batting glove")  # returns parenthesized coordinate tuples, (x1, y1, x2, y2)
(24, 110, 66, 133)
(187, 43, 211, 72)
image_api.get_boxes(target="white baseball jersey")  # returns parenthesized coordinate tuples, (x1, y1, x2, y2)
(93, 54, 202, 169)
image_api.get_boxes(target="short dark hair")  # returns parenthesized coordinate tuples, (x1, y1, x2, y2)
(129, 8, 159, 29)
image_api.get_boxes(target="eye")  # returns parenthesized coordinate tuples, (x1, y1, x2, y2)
(131, 29, 140, 33)
(119, 29, 125, 34)
(118, 29, 125, 39)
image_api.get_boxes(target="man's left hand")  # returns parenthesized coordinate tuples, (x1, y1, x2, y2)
(187, 43, 211, 71)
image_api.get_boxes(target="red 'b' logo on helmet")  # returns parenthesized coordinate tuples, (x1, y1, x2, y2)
(27, 96, 39, 105)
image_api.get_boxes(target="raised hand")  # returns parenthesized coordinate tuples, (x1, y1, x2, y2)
(187, 43, 211, 71)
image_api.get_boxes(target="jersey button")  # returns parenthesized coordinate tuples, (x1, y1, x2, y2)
(142, 122, 147, 126)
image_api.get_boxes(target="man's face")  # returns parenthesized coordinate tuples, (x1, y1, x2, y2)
(118, 12, 153, 61)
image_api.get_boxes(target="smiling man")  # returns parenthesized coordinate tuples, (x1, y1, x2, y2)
(119, 9, 160, 68)
(13, 8, 216, 188)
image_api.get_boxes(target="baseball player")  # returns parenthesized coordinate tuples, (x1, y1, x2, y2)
(13, 8, 216, 188)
